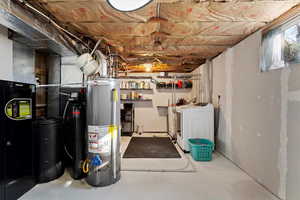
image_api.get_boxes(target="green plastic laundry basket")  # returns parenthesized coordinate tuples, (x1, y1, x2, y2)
(188, 138, 214, 161)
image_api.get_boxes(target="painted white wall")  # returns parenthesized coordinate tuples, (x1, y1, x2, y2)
(212, 50, 232, 156)
(13, 41, 36, 84)
(286, 62, 300, 200)
(190, 66, 201, 102)
(0, 25, 13, 81)
(212, 29, 300, 200)
(190, 61, 214, 104)
(61, 56, 82, 85)
(121, 73, 193, 132)
(0, 25, 36, 84)
(213, 31, 283, 198)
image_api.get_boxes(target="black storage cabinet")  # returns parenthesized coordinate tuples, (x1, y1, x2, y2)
(121, 103, 134, 136)
(33, 118, 64, 183)
(0, 80, 36, 200)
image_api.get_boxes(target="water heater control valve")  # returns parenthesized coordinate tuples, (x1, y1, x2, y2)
(91, 155, 103, 167)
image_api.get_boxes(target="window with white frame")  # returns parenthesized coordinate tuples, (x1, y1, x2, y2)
(260, 16, 300, 72)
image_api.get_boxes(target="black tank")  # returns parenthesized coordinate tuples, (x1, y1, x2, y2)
(33, 118, 64, 183)
(64, 100, 86, 180)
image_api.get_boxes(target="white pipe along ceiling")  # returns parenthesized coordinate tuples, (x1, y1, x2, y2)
(23, 0, 300, 72)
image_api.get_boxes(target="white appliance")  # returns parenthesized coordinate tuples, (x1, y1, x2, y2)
(176, 104, 214, 152)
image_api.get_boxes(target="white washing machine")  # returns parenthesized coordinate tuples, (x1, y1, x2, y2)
(176, 104, 214, 152)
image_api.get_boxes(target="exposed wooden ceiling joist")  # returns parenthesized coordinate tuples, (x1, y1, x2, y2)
(26, 0, 300, 72)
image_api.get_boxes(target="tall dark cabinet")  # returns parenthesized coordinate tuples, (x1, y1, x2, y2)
(0, 80, 36, 200)
(121, 103, 134, 136)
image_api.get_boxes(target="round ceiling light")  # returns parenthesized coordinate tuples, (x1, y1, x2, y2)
(143, 63, 153, 72)
(107, 0, 153, 12)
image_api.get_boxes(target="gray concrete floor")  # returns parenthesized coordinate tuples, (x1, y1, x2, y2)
(20, 134, 280, 200)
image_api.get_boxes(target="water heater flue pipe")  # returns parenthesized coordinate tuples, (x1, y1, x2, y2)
(91, 39, 103, 56)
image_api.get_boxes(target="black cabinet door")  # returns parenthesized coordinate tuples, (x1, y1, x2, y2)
(0, 81, 35, 200)
(0, 86, 5, 200)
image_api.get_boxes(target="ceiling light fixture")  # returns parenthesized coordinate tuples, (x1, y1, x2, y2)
(107, 0, 153, 12)
(143, 63, 153, 72)
(154, 39, 162, 47)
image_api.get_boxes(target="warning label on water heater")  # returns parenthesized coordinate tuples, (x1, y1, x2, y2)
(88, 125, 111, 154)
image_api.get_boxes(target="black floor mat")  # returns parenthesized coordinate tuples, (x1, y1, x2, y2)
(123, 137, 181, 158)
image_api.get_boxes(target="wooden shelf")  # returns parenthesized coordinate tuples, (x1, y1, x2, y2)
(120, 88, 152, 91)
(157, 106, 168, 109)
(156, 87, 192, 90)
(121, 99, 152, 102)
(157, 75, 192, 79)
(118, 76, 152, 80)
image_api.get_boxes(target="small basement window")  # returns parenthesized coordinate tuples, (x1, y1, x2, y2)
(260, 16, 300, 71)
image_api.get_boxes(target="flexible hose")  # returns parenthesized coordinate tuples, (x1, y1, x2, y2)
(62, 100, 74, 160)
(64, 146, 74, 160)
(82, 160, 89, 174)
(62, 100, 70, 122)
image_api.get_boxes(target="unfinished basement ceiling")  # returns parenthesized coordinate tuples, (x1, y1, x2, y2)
(28, 0, 300, 72)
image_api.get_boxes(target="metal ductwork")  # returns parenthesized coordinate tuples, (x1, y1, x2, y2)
(0, 0, 79, 56)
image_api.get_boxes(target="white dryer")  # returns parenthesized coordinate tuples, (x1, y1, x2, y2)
(176, 103, 214, 152)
